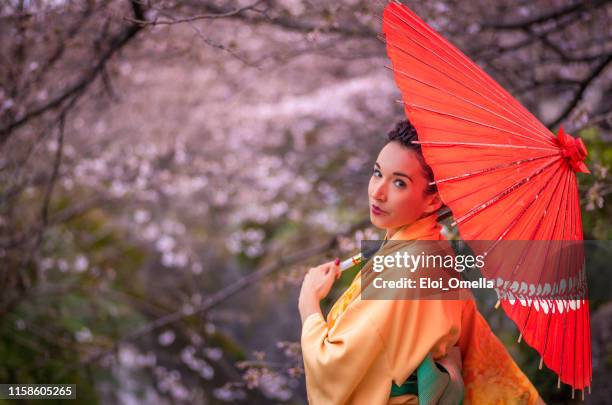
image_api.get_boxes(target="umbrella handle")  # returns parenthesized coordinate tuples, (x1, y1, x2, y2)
(339, 253, 363, 273)
(339, 241, 384, 272)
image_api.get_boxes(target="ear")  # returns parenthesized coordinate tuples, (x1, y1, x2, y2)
(424, 192, 443, 215)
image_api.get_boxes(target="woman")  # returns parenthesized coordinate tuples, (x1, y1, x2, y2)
(299, 120, 545, 405)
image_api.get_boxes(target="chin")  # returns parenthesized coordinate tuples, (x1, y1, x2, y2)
(369, 214, 386, 229)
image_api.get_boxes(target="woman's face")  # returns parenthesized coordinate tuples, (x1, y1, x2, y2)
(368, 141, 441, 232)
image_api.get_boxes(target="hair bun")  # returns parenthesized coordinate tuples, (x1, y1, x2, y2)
(388, 120, 419, 146)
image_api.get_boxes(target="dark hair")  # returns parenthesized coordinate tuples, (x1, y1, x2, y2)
(386, 119, 438, 196)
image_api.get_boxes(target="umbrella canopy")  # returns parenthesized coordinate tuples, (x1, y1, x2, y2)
(382, 0, 591, 393)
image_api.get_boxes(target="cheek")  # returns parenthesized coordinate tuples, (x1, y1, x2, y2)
(390, 190, 423, 220)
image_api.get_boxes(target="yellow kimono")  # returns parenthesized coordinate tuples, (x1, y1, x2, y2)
(301, 214, 544, 404)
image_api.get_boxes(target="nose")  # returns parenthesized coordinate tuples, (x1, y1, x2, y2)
(372, 180, 387, 202)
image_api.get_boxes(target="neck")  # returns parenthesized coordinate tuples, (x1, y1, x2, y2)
(385, 226, 403, 240)
(385, 225, 405, 239)
(385, 213, 441, 241)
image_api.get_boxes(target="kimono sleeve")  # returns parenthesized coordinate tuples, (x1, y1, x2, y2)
(300, 299, 388, 404)
(459, 299, 545, 404)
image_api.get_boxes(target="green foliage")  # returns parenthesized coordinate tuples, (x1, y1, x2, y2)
(579, 126, 612, 239)
(0, 202, 150, 401)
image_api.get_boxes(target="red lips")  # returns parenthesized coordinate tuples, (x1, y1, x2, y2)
(371, 204, 387, 216)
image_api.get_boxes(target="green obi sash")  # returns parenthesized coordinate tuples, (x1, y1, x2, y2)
(390, 349, 464, 405)
(390, 373, 418, 396)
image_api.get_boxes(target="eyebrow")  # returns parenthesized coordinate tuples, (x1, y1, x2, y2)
(374, 162, 413, 183)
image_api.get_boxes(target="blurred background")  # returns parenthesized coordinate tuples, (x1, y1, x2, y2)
(0, 0, 611, 403)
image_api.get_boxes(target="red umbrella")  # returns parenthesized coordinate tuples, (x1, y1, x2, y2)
(382, 0, 591, 395)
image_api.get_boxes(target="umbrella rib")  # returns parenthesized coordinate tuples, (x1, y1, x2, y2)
(389, 64, 554, 147)
(500, 167, 567, 355)
(586, 299, 592, 388)
(387, 34, 550, 139)
(573, 287, 579, 389)
(532, 171, 572, 375)
(567, 181, 582, 387)
(494, 161, 565, 241)
(570, 179, 586, 389)
(383, 10, 553, 142)
(562, 173, 580, 387)
(440, 171, 511, 208)
(394, 93, 551, 148)
(412, 123, 553, 143)
(385, 5, 511, 102)
(409, 103, 557, 147)
(413, 140, 559, 153)
(481, 164, 562, 307)
(571, 177, 583, 240)
(552, 172, 573, 386)
(390, 68, 552, 143)
(384, 6, 553, 140)
(433, 153, 558, 185)
(462, 158, 562, 241)
(435, 156, 558, 212)
(451, 157, 560, 227)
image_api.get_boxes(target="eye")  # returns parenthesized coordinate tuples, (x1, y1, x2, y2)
(372, 168, 382, 178)
(394, 179, 406, 188)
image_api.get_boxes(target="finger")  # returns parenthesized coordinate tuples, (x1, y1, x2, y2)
(334, 258, 341, 279)
(324, 268, 338, 289)
(319, 266, 336, 282)
(326, 258, 339, 270)
(321, 262, 334, 275)
(317, 270, 334, 289)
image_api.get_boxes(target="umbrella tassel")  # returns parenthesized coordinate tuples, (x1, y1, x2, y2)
(517, 333, 522, 343)
(538, 357, 543, 370)
(572, 388, 575, 399)
(582, 389, 585, 401)
(557, 376, 561, 389)
(588, 385, 591, 395)
(494, 300, 501, 309)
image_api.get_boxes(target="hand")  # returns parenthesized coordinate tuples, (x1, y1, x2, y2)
(298, 258, 341, 323)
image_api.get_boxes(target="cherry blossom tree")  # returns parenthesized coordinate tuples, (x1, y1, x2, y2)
(0, 0, 610, 403)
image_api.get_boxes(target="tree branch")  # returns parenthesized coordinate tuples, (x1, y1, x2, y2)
(548, 54, 612, 129)
(0, 196, 117, 250)
(196, 1, 378, 38)
(538, 32, 611, 63)
(77, 218, 371, 367)
(482, 0, 607, 30)
(123, 0, 264, 26)
(0, 0, 147, 147)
